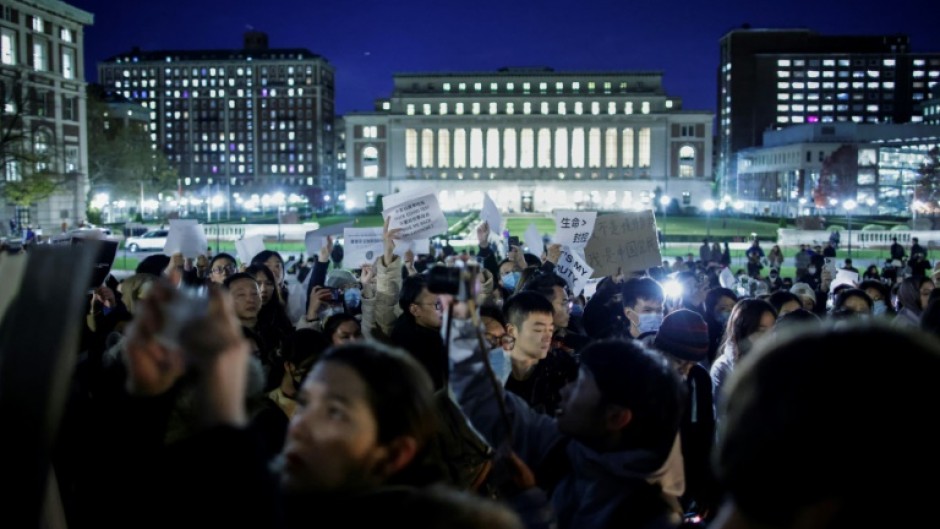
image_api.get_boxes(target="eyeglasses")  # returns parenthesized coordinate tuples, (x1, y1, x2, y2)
(415, 301, 443, 310)
(211, 264, 237, 275)
(484, 333, 514, 349)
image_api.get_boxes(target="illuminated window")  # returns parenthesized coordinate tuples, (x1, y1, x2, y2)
(60, 28, 72, 42)
(572, 81, 580, 91)
(587, 128, 600, 168)
(603, 81, 611, 94)
(608, 102, 617, 115)
(778, 70, 791, 78)
(438, 130, 450, 168)
(454, 129, 466, 168)
(486, 128, 499, 168)
(777, 59, 791, 67)
(523, 102, 532, 115)
(474, 82, 482, 91)
(541, 102, 549, 115)
(32, 16, 43, 32)
(537, 128, 551, 168)
(506, 82, 514, 91)
(458, 83, 466, 92)
(539, 82, 547, 93)
(490, 82, 498, 92)
(574, 102, 583, 115)
(523, 82, 531, 94)
(622, 128, 634, 168)
(591, 102, 600, 115)
(555, 82, 564, 93)
(778, 82, 790, 89)
(472, 102, 480, 115)
(641, 101, 650, 114)
(443, 82, 451, 92)
(423, 104, 431, 115)
(32, 40, 47, 71)
(1, 28, 16, 65)
(503, 129, 517, 168)
(625, 101, 633, 114)
(439, 102, 448, 115)
(778, 93, 790, 100)
(638, 128, 650, 168)
(405, 129, 417, 168)
(554, 128, 569, 168)
(406, 104, 415, 115)
(605, 128, 618, 168)
(520, 128, 534, 168)
(506, 102, 515, 115)
(456, 102, 464, 115)
(587, 81, 596, 93)
(489, 102, 497, 114)
(558, 102, 567, 115)
(362, 146, 379, 178)
(470, 128, 483, 168)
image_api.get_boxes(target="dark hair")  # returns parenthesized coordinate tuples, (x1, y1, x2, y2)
(320, 343, 437, 447)
(767, 291, 801, 314)
(833, 288, 873, 312)
(223, 272, 258, 289)
(209, 252, 236, 269)
(245, 263, 276, 287)
(717, 323, 940, 528)
(774, 308, 821, 333)
(502, 291, 555, 330)
(479, 303, 506, 328)
(858, 280, 889, 302)
(620, 277, 664, 310)
(579, 339, 685, 458)
(324, 313, 361, 342)
(135, 254, 170, 276)
(720, 298, 777, 361)
(398, 274, 429, 314)
(250, 250, 284, 271)
(285, 328, 330, 373)
(898, 276, 933, 315)
(521, 270, 568, 301)
(705, 288, 738, 316)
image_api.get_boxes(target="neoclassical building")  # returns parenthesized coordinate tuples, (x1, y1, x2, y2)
(344, 68, 713, 213)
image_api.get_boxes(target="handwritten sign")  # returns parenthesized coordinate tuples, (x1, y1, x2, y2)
(481, 193, 503, 236)
(343, 228, 384, 268)
(524, 223, 543, 255)
(163, 219, 208, 259)
(235, 235, 265, 265)
(555, 246, 595, 295)
(553, 210, 597, 250)
(382, 190, 448, 240)
(583, 210, 661, 277)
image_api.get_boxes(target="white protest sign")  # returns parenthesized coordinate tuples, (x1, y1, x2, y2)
(235, 235, 265, 265)
(553, 210, 597, 250)
(342, 227, 384, 268)
(555, 246, 595, 296)
(524, 223, 543, 255)
(583, 210, 662, 277)
(719, 267, 736, 289)
(382, 190, 449, 240)
(163, 219, 208, 259)
(833, 269, 859, 290)
(394, 239, 431, 257)
(304, 230, 327, 259)
(481, 193, 503, 236)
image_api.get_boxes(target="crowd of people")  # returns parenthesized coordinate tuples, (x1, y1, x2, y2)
(18, 218, 940, 529)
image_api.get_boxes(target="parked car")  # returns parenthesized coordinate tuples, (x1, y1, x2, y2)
(49, 226, 114, 244)
(125, 229, 168, 252)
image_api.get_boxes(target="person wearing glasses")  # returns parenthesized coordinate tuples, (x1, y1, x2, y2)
(208, 253, 238, 285)
(389, 274, 447, 390)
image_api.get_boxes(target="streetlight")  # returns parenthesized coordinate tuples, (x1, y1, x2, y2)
(703, 199, 716, 238)
(659, 195, 671, 249)
(844, 199, 857, 259)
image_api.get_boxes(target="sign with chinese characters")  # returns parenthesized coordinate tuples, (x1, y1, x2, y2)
(555, 246, 595, 296)
(553, 210, 597, 250)
(342, 228, 384, 268)
(163, 219, 208, 259)
(583, 211, 661, 277)
(382, 190, 449, 240)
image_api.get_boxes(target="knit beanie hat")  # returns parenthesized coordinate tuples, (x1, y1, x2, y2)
(652, 309, 709, 361)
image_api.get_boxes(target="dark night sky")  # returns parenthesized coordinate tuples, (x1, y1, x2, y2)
(69, 0, 939, 116)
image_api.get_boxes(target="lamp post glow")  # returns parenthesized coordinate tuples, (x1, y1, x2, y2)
(844, 199, 857, 259)
(703, 199, 716, 238)
(660, 195, 671, 248)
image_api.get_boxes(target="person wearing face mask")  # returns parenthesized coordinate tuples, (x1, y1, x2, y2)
(621, 277, 666, 341)
(859, 280, 893, 319)
(704, 288, 738, 366)
(710, 299, 777, 408)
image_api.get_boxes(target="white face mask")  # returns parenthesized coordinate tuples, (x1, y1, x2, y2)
(637, 313, 664, 334)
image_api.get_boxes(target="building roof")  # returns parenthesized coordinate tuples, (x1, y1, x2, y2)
(22, 0, 94, 25)
(761, 123, 940, 147)
(394, 69, 664, 78)
(102, 48, 326, 64)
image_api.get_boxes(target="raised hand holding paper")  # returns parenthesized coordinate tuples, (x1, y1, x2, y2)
(523, 223, 543, 255)
(481, 193, 503, 237)
(381, 189, 448, 240)
(553, 210, 597, 250)
(163, 219, 208, 259)
(235, 235, 265, 265)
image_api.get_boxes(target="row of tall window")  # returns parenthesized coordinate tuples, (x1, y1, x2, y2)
(436, 80, 640, 95)
(1, 26, 75, 78)
(405, 100, 653, 116)
(403, 127, 651, 170)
